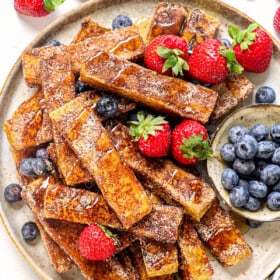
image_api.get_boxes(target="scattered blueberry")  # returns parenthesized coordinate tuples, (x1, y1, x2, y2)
(36, 148, 49, 160)
(229, 185, 249, 208)
(267, 192, 280, 211)
(221, 168, 239, 190)
(19, 158, 36, 176)
(95, 95, 118, 118)
(220, 143, 236, 161)
(249, 124, 269, 141)
(75, 80, 92, 94)
(246, 219, 263, 228)
(4, 184, 22, 203)
(21, 222, 39, 241)
(233, 158, 255, 176)
(272, 147, 280, 165)
(270, 124, 280, 143)
(260, 164, 280, 186)
(112, 15, 133, 30)
(244, 196, 261, 211)
(228, 125, 248, 144)
(219, 38, 231, 48)
(32, 158, 52, 176)
(256, 140, 277, 159)
(234, 134, 258, 159)
(45, 39, 61, 46)
(255, 86, 276, 104)
(248, 180, 268, 198)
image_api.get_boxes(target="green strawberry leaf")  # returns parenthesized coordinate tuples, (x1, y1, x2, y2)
(98, 224, 120, 246)
(156, 46, 188, 76)
(228, 25, 240, 41)
(220, 46, 244, 74)
(129, 112, 167, 141)
(44, 0, 65, 12)
(179, 133, 213, 160)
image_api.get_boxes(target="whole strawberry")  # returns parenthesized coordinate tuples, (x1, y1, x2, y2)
(78, 224, 118, 261)
(229, 23, 273, 73)
(273, 7, 280, 35)
(14, 0, 65, 17)
(171, 119, 212, 165)
(144, 34, 189, 77)
(129, 112, 171, 158)
(188, 39, 242, 84)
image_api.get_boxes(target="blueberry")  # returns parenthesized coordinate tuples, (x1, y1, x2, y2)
(95, 95, 118, 118)
(221, 168, 239, 190)
(219, 38, 231, 48)
(253, 160, 268, 180)
(246, 219, 263, 228)
(272, 182, 280, 192)
(21, 222, 39, 241)
(188, 49, 193, 55)
(260, 164, 280, 186)
(36, 148, 49, 160)
(228, 125, 248, 144)
(248, 180, 268, 198)
(234, 134, 258, 159)
(4, 184, 22, 203)
(112, 15, 133, 30)
(32, 158, 52, 176)
(45, 39, 61, 46)
(256, 140, 277, 159)
(267, 192, 280, 211)
(249, 124, 269, 141)
(19, 158, 36, 176)
(229, 185, 249, 208)
(244, 196, 261, 211)
(233, 158, 255, 176)
(238, 179, 249, 187)
(220, 143, 236, 161)
(75, 80, 92, 94)
(270, 124, 280, 143)
(272, 147, 280, 165)
(255, 86, 276, 104)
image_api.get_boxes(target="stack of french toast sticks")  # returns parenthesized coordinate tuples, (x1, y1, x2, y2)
(4, 2, 255, 279)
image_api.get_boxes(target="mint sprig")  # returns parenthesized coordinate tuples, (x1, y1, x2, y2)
(44, 0, 66, 12)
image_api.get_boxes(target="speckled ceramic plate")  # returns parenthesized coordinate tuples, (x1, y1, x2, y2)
(207, 104, 280, 222)
(0, 0, 280, 279)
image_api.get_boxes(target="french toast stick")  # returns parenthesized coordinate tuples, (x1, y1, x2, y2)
(107, 122, 216, 221)
(140, 238, 178, 277)
(195, 199, 252, 267)
(177, 216, 213, 280)
(147, 2, 187, 42)
(181, 8, 220, 50)
(210, 74, 255, 121)
(4, 89, 52, 150)
(71, 17, 110, 43)
(80, 51, 218, 123)
(22, 25, 145, 87)
(50, 100, 152, 229)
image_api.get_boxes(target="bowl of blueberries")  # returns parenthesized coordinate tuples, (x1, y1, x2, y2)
(207, 104, 280, 222)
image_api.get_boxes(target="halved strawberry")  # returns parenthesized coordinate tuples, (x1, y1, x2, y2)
(144, 34, 189, 77)
(129, 112, 171, 158)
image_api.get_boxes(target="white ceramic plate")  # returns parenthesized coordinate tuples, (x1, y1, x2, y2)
(0, 0, 280, 279)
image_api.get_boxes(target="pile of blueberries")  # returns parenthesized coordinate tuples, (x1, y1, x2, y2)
(220, 122, 280, 212)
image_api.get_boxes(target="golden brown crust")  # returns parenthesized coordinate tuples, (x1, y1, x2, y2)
(50, 99, 152, 229)
(147, 2, 187, 42)
(107, 122, 216, 221)
(195, 199, 252, 267)
(80, 51, 218, 123)
(178, 217, 213, 280)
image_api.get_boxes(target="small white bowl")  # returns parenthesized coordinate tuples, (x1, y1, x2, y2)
(207, 104, 280, 222)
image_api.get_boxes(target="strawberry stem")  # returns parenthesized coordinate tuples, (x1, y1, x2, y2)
(44, 0, 65, 12)
(219, 46, 244, 74)
(179, 133, 213, 160)
(97, 224, 120, 246)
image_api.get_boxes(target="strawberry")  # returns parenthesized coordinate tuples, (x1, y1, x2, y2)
(273, 7, 280, 35)
(229, 23, 273, 73)
(188, 39, 243, 84)
(144, 34, 189, 77)
(171, 119, 212, 165)
(14, 0, 65, 17)
(129, 112, 171, 158)
(78, 224, 118, 261)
